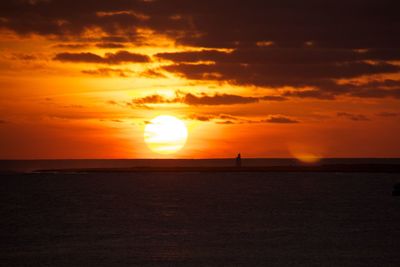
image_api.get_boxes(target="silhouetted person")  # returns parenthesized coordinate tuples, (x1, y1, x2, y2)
(236, 153, 242, 168)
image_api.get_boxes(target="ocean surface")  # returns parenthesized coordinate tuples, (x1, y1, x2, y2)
(1, 159, 400, 266)
(2, 158, 400, 173)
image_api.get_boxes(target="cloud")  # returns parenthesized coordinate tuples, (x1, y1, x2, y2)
(0, 119, 7, 124)
(107, 100, 118, 105)
(156, 50, 228, 63)
(376, 112, 399, 117)
(218, 114, 241, 121)
(283, 89, 336, 100)
(187, 113, 242, 122)
(349, 88, 400, 99)
(101, 36, 130, 43)
(61, 105, 84, 109)
(162, 60, 399, 92)
(0, 1, 146, 38)
(261, 115, 299, 124)
(82, 68, 134, 77)
(140, 69, 166, 78)
(103, 50, 149, 63)
(54, 43, 89, 49)
(110, 119, 123, 123)
(216, 120, 235, 125)
(2, 1, 400, 49)
(180, 92, 286, 106)
(2, 1, 400, 99)
(12, 53, 37, 61)
(95, 42, 126, 49)
(132, 94, 171, 105)
(156, 47, 400, 101)
(260, 95, 287, 101)
(183, 93, 259, 105)
(337, 112, 370, 121)
(187, 114, 215, 122)
(54, 52, 104, 63)
(83, 67, 162, 78)
(54, 51, 150, 64)
(128, 91, 285, 107)
(157, 48, 400, 65)
(279, 79, 400, 100)
(187, 113, 241, 124)
(186, 113, 299, 124)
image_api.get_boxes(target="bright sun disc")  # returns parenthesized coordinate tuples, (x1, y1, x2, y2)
(144, 115, 188, 154)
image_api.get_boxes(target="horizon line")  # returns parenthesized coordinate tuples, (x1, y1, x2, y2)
(1, 157, 400, 161)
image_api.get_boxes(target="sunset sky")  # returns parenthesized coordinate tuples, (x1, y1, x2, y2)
(1, 0, 400, 159)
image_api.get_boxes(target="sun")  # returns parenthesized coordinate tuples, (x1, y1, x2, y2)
(144, 115, 188, 155)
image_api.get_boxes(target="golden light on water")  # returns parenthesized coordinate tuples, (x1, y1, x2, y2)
(288, 143, 322, 164)
(293, 152, 321, 164)
(144, 115, 188, 155)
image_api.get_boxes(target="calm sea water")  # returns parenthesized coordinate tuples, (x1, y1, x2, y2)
(2, 158, 400, 172)
(1, 170, 400, 266)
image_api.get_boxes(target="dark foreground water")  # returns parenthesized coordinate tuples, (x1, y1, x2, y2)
(2, 158, 400, 173)
(1, 171, 400, 266)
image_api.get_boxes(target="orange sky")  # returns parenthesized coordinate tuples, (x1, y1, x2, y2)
(1, 1, 400, 159)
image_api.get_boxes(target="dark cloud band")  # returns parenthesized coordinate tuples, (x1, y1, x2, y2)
(54, 51, 150, 64)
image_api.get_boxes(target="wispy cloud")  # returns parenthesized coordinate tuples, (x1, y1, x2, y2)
(261, 115, 299, 124)
(125, 91, 286, 108)
(54, 51, 150, 64)
(187, 113, 299, 124)
(95, 42, 126, 49)
(82, 68, 134, 77)
(337, 112, 370, 121)
(376, 112, 399, 117)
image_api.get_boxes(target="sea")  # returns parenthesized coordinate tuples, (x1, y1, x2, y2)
(1, 159, 400, 266)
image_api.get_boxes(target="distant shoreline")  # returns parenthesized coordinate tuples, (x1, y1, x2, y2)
(33, 164, 400, 173)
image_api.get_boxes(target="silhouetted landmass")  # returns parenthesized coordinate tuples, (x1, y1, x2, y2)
(35, 164, 400, 173)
